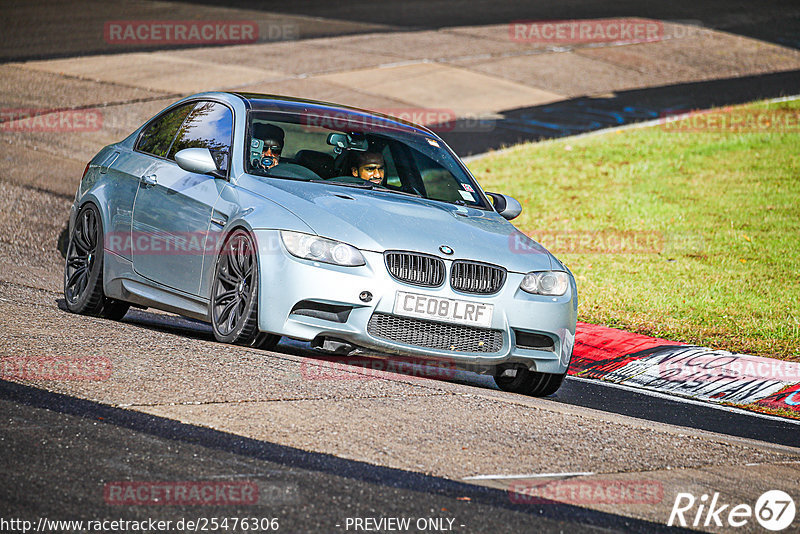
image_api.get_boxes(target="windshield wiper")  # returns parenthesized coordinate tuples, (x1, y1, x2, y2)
(309, 179, 424, 198)
(439, 198, 492, 211)
(310, 179, 375, 189)
(372, 185, 423, 198)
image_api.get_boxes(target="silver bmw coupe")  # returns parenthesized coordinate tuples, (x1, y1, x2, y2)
(64, 92, 577, 396)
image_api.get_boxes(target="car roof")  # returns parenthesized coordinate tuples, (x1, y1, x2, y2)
(230, 92, 436, 137)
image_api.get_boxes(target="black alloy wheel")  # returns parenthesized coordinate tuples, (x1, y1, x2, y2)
(210, 229, 264, 345)
(63, 203, 129, 320)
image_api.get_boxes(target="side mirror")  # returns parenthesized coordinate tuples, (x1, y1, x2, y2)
(486, 192, 522, 220)
(326, 132, 368, 151)
(175, 148, 224, 178)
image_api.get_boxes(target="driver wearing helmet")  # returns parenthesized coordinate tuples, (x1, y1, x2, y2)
(253, 123, 284, 170)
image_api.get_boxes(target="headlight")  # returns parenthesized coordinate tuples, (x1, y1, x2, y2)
(280, 231, 365, 266)
(520, 271, 570, 296)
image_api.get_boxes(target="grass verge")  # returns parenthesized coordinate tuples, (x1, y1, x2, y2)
(469, 98, 800, 361)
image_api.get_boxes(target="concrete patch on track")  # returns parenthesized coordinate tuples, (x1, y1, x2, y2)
(311, 62, 564, 116)
(13, 53, 286, 94)
(0, 64, 166, 110)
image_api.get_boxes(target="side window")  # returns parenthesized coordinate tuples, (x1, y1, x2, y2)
(136, 103, 195, 158)
(168, 101, 233, 173)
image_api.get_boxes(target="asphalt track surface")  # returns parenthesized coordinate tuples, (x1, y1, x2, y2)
(555, 378, 800, 449)
(3, 0, 800, 61)
(48, 307, 800, 448)
(274, 341, 800, 449)
(104, 276, 800, 449)
(0, 384, 695, 534)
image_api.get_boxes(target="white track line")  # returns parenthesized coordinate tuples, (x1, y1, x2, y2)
(464, 471, 594, 481)
(566, 376, 800, 426)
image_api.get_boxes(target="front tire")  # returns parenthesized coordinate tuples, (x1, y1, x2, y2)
(210, 229, 261, 345)
(250, 332, 280, 351)
(63, 203, 130, 320)
(494, 365, 565, 397)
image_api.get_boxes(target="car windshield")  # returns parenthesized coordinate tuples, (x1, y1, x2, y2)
(245, 111, 490, 209)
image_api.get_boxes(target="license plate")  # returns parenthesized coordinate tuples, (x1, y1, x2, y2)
(393, 291, 493, 328)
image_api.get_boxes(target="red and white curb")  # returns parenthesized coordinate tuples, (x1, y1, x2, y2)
(570, 322, 800, 418)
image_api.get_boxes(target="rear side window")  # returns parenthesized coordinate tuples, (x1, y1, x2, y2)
(168, 101, 234, 173)
(136, 103, 195, 157)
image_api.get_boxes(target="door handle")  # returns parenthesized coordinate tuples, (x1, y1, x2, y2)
(140, 174, 157, 187)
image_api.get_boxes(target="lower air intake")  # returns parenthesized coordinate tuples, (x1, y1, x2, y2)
(367, 313, 503, 353)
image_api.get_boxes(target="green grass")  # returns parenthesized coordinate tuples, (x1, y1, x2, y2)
(468, 99, 800, 360)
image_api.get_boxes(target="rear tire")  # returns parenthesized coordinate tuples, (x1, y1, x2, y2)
(63, 203, 130, 320)
(494, 365, 565, 397)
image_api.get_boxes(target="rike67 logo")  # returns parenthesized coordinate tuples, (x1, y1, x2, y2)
(668, 490, 796, 531)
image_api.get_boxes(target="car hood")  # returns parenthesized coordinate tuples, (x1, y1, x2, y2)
(245, 178, 555, 273)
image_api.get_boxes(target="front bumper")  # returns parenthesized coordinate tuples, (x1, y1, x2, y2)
(254, 230, 577, 374)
